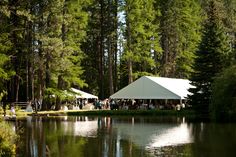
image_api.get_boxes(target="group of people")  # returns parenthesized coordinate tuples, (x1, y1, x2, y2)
(1, 98, 186, 114)
(93, 99, 118, 110)
(91, 99, 186, 111)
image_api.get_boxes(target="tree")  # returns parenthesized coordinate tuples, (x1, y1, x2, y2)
(0, 1, 14, 100)
(157, 0, 202, 78)
(0, 53, 11, 101)
(81, 0, 118, 99)
(0, 0, 89, 109)
(222, 0, 236, 62)
(34, 0, 89, 109)
(123, 0, 161, 84)
(0, 121, 17, 156)
(210, 65, 236, 120)
(188, 0, 230, 115)
(0, 0, 32, 103)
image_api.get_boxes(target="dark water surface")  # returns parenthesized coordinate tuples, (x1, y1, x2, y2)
(12, 116, 236, 157)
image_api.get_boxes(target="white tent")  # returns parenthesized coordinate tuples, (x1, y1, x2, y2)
(71, 88, 98, 99)
(110, 76, 192, 100)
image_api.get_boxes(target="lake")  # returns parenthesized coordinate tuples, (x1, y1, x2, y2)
(12, 116, 236, 157)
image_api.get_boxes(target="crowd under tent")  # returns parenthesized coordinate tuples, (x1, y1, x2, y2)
(110, 76, 193, 104)
(71, 88, 98, 99)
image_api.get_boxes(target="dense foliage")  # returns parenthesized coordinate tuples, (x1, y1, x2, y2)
(0, 0, 236, 115)
(211, 65, 236, 120)
(0, 120, 17, 156)
(188, 0, 230, 115)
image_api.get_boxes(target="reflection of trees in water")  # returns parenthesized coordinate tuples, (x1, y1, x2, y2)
(191, 123, 236, 157)
(15, 117, 236, 157)
(16, 117, 50, 157)
(94, 117, 149, 157)
(16, 116, 149, 157)
(16, 117, 87, 157)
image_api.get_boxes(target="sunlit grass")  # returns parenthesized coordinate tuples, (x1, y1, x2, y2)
(1, 108, 195, 118)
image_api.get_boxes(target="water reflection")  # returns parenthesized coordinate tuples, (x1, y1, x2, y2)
(112, 119, 192, 148)
(13, 116, 236, 157)
(148, 123, 193, 148)
(190, 123, 236, 157)
(14, 116, 192, 157)
(61, 117, 98, 137)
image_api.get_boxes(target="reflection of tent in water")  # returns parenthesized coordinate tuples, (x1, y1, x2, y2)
(62, 120, 98, 137)
(71, 88, 98, 99)
(147, 123, 193, 148)
(74, 120, 98, 137)
(113, 121, 193, 148)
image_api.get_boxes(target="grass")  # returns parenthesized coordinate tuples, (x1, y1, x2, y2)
(66, 109, 196, 117)
(1, 108, 196, 118)
(0, 110, 28, 117)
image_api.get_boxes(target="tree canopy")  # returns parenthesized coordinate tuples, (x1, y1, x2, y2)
(0, 0, 235, 113)
(188, 0, 231, 115)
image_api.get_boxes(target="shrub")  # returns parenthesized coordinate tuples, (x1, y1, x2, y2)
(0, 121, 17, 156)
(210, 65, 236, 121)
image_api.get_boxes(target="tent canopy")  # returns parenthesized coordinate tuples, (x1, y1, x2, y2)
(71, 88, 98, 99)
(110, 76, 192, 100)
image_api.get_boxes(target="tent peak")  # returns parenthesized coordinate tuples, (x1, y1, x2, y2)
(71, 88, 98, 99)
(143, 76, 187, 81)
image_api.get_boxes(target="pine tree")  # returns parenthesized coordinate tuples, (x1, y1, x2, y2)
(188, 0, 230, 115)
(222, 0, 236, 62)
(56, 0, 88, 91)
(157, 0, 202, 78)
(35, 0, 89, 109)
(80, 0, 101, 98)
(123, 0, 161, 83)
(81, 0, 118, 99)
(211, 65, 236, 120)
(2, 0, 33, 102)
(0, 1, 13, 100)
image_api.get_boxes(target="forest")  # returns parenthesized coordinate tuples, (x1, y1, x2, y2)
(0, 0, 236, 117)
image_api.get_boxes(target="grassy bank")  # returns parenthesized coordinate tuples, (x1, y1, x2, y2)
(0, 110, 29, 117)
(66, 109, 196, 117)
(1, 109, 197, 118)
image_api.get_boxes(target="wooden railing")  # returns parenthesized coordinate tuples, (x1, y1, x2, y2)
(13, 102, 29, 109)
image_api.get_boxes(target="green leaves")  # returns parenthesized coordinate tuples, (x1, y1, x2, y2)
(188, 0, 231, 115)
(159, 0, 202, 78)
(123, 0, 161, 80)
(211, 65, 236, 120)
(0, 121, 17, 156)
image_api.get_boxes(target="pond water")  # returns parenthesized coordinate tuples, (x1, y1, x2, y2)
(12, 116, 236, 157)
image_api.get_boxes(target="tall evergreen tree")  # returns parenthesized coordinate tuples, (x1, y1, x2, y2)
(81, 0, 118, 99)
(1, 0, 90, 109)
(0, 1, 13, 100)
(56, 0, 88, 90)
(3, 0, 32, 102)
(34, 0, 89, 109)
(222, 0, 236, 62)
(158, 0, 202, 78)
(188, 0, 230, 115)
(123, 0, 161, 84)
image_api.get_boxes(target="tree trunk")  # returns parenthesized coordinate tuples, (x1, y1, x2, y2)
(127, 13, 133, 84)
(108, 36, 114, 95)
(99, 0, 104, 99)
(15, 75, 19, 102)
(128, 59, 133, 84)
(26, 12, 33, 101)
(108, 0, 114, 95)
(113, 0, 118, 92)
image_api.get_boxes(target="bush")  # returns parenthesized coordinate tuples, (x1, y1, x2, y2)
(210, 65, 236, 121)
(0, 121, 17, 157)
